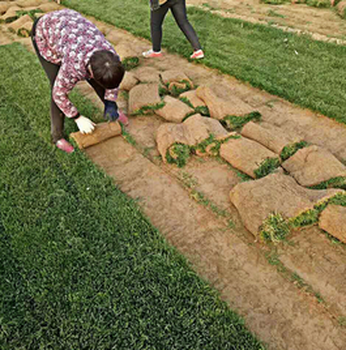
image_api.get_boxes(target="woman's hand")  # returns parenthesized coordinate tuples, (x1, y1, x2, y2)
(104, 100, 119, 122)
(75, 116, 96, 134)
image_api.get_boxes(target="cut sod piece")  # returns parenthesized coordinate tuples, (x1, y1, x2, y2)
(259, 213, 291, 243)
(0, 2, 11, 15)
(223, 111, 262, 131)
(241, 121, 301, 154)
(166, 143, 191, 168)
(37, 2, 60, 12)
(337, 0, 346, 18)
(156, 114, 230, 165)
(8, 14, 32, 34)
(159, 70, 194, 97)
(254, 157, 281, 179)
(128, 83, 162, 115)
(192, 133, 240, 157)
(282, 145, 346, 187)
(220, 136, 279, 178)
(319, 205, 346, 243)
(15, 0, 45, 6)
(119, 71, 139, 91)
(122, 56, 140, 71)
(230, 173, 343, 237)
(261, 192, 346, 243)
(180, 90, 206, 108)
(160, 69, 194, 87)
(309, 176, 346, 190)
(15, 8, 43, 20)
(70, 122, 122, 149)
(0, 6, 22, 22)
(134, 66, 161, 83)
(180, 92, 210, 118)
(196, 86, 253, 120)
(155, 95, 194, 123)
(280, 141, 309, 161)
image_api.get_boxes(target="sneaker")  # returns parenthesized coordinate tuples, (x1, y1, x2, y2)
(190, 50, 204, 60)
(56, 138, 74, 154)
(142, 49, 163, 58)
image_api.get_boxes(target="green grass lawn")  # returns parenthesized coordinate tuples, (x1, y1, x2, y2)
(0, 43, 264, 349)
(62, 0, 346, 126)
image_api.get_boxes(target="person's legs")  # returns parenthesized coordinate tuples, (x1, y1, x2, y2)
(31, 21, 66, 145)
(170, 0, 202, 51)
(150, 3, 170, 52)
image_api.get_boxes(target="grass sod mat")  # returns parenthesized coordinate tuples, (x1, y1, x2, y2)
(260, 193, 346, 243)
(62, 0, 346, 126)
(0, 43, 265, 349)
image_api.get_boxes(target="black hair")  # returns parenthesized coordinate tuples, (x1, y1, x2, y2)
(89, 50, 125, 89)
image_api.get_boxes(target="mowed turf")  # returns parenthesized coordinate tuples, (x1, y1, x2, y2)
(63, 0, 346, 125)
(0, 43, 264, 349)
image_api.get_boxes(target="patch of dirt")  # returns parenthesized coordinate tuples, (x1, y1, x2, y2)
(278, 226, 346, 317)
(187, 0, 346, 44)
(86, 137, 346, 350)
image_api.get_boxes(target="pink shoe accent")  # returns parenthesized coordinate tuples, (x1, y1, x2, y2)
(118, 110, 129, 126)
(142, 49, 163, 58)
(56, 139, 74, 154)
(190, 50, 204, 60)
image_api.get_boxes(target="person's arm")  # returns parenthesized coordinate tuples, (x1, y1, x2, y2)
(103, 88, 119, 122)
(53, 68, 95, 133)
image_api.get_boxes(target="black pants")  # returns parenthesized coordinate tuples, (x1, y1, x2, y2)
(151, 0, 201, 52)
(31, 19, 105, 143)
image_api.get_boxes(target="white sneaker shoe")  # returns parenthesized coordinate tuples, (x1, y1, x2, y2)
(142, 49, 163, 58)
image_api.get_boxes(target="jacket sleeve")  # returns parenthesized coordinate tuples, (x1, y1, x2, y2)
(104, 88, 119, 102)
(52, 65, 80, 118)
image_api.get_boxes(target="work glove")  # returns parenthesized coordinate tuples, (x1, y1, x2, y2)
(104, 100, 119, 122)
(75, 116, 96, 134)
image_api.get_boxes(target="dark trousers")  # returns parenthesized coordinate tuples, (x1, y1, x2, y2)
(151, 0, 201, 52)
(31, 19, 105, 143)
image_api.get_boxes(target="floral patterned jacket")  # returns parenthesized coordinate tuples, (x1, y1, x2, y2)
(35, 9, 119, 118)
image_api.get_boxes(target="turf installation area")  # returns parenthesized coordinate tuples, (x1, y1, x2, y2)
(0, 43, 264, 349)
